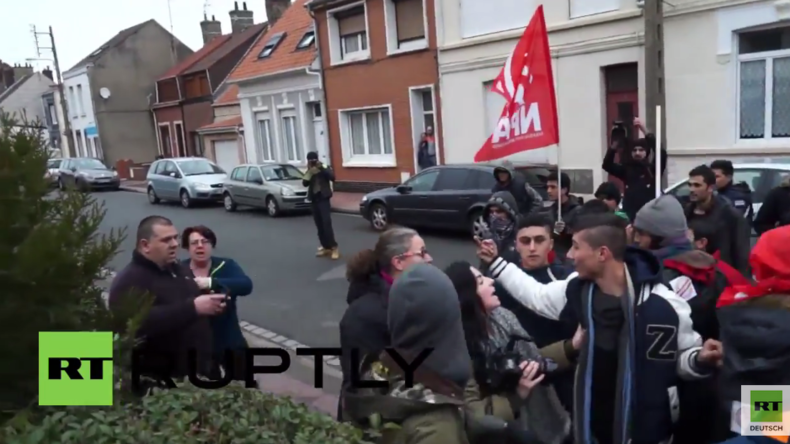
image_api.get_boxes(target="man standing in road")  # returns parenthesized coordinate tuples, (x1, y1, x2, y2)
(683, 165, 750, 276)
(303, 151, 339, 259)
(492, 160, 544, 217)
(109, 215, 227, 395)
(710, 160, 754, 220)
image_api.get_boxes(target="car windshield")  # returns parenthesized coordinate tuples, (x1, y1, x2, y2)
(75, 158, 107, 170)
(178, 159, 225, 176)
(261, 165, 304, 181)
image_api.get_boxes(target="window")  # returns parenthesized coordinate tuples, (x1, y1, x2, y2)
(345, 108, 393, 159)
(418, 89, 434, 131)
(434, 168, 470, 191)
(258, 32, 286, 58)
(256, 117, 274, 161)
(231, 166, 248, 181)
(177, 159, 224, 175)
(569, 0, 620, 19)
(49, 104, 58, 125)
(385, 0, 427, 53)
(152, 161, 165, 175)
(738, 27, 790, 141)
(76, 84, 85, 116)
(163, 161, 178, 175)
(75, 130, 84, 156)
(261, 164, 304, 181)
(47, 159, 62, 169)
(312, 102, 322, 119)
(296, 30, 315, 49)
(471, 170, 497, 190)
(184, 75, 211, 98)
(73, 158, 107, 170)
(174, 122, 186, 156)
(460, 0, 534, 39)
(68, 87, 77, 118)
(329, 5, 369, 64)
(405, 169, 439, 192)
(281, 115, 302, 162)
(246, 167, 263, 183)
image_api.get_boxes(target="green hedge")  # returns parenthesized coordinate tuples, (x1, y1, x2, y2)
(1, 383, 376, 444)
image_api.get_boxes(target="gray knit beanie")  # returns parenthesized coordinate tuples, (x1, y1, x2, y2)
(633, 195, 688, 241)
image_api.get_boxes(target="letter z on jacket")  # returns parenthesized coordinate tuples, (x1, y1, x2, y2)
(487, 246, 709, 444)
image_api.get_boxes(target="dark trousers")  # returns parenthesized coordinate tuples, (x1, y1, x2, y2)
(311, 198, 337, 249)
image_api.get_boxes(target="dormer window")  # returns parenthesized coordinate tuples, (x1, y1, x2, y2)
(296, 30, 315, 50)
(258, 32, 287, 59)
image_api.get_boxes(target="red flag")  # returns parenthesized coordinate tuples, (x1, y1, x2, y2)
(474, 5, 559, 162)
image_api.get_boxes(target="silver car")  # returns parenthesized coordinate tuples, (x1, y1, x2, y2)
(222, 163, 310, 217)
(146, 157, 227, 208)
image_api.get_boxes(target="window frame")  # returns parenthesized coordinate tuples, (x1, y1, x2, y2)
(326, 1, 371, 66)
(296, 30, 315, 50)
(231, 166, 249, 181)
(258, 32, 286, 59)
(245, 166, 263, 184)
(736, 45, 790, 142)
(405, 169, 439, 192)
(339, 105, 396, 167)
(383, 0, 428, 55)
(280, 113, 302, 163)
(255, 116, 275, 162)
(434, 168, 471, 191)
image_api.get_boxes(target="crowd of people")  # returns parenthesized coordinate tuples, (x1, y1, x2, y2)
(112, 140, 790, 444)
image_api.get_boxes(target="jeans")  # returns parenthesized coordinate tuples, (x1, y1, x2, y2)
(311, 198, 337, 249)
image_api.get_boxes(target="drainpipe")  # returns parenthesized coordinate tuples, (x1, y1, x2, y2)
(150, 96, 162, 157)
(236, 124, 248, 163)
(307, 6, 333, 168)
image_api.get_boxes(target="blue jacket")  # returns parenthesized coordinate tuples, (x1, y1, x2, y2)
(717, 181, 754, 221)
(488, 247, 710, 444)
(183, 257, 253, 352)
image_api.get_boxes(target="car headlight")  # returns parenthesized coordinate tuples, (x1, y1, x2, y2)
(194, 183, 211, 191)
(112, 171, 118, 177)
(281, 187, 295, 196)
(361, 195, 368, 203)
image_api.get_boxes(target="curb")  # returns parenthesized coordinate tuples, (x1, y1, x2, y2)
(239, 321, 342, 370)
(118, 186, 360, 215)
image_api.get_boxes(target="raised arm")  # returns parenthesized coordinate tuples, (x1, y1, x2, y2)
(488, 257, 574, 320)
(602, 146, 627, 180)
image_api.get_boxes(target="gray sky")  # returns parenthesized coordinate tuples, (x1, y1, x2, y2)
(1, 0, 270, 72)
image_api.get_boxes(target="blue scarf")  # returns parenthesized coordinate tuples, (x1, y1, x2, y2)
(651, 237, 693, 262)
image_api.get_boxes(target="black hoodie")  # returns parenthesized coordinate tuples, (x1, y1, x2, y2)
(602, 141, 667, 221)
(482, 191, 521, 265)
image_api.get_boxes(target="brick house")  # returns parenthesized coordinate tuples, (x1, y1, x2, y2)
(307, 0, 442, 191)
(196, 84, 248, 171)
(151, 3, 266, 160)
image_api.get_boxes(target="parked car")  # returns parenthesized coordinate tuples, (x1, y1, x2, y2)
(45, 158, 62, 186)
(57, 157, 120, 191)
(146, 157, 227, 208)
(222, 163, 310, 217)
(359, 164, 550, 236)
(665, 163, 790, 215)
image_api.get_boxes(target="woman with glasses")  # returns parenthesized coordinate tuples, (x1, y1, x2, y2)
(181, 225, 253, 382)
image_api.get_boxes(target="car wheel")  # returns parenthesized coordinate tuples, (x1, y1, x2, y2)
(266, 196, 280, 217)
(223, 192, 237, 212)
(180, 189, 192, 208)
(76, 179, 89, 193)
(369, 203, 388, 231)
(147, 186, 160, 204)
(470, 210, 486, 238)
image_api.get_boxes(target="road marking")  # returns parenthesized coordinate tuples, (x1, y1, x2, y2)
(316, 264, 348, 281)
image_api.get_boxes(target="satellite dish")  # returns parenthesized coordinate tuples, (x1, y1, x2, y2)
(99, 87, 111, 99)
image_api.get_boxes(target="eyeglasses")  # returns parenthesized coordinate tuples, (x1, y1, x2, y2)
(189, 239, 212, 247)
(399, 248, 429, 259)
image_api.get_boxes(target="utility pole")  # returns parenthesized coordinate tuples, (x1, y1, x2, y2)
(643, 0, 666, 186)
(32, 25, 74, 157)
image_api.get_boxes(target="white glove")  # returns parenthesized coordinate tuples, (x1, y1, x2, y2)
(194, 277, 212, 290)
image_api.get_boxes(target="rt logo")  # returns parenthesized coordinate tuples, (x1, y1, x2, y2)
(751, 390, 783, 423)
(39, 332, 113, 406)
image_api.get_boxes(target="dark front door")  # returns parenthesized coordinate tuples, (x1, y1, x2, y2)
(604, 63, 639, 191)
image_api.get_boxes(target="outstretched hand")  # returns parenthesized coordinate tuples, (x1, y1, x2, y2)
(474, 237, 498, 264)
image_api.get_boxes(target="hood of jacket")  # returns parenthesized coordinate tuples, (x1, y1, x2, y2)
(346, 272, 389, 305)
(483, 190, 520, 222)
(663, 249, 718, 284)
(623, 246, 664, 285)
(493, 162, 516, 183)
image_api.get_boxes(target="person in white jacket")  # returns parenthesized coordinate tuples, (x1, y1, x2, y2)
(476, 212, 723, 444)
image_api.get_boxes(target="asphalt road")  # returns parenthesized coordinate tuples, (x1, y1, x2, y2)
(96, 191, 477, 349)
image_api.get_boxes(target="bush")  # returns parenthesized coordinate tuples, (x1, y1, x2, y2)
(1, 383, 376, 444)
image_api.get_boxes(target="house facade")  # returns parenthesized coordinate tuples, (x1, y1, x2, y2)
(0, 72, 55, 140)
(40, 83, 70, 155)
(308, 0, 442, 190)
(63, 19, 193, 165)
(152, 4, 266, 160)
(228, 0, 328, 169)
(197, 84, 247, 171)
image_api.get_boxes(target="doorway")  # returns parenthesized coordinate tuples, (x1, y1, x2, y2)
(603, 63, 639, 190)
(310, 102, 328, 164)
(158, 124, 172, 157)
(174, 122, 186, 157)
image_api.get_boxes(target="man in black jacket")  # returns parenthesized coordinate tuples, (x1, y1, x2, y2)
(492, 161, 543, 216)
(683, 165, 751, 276)
(602, 118, 667, 220)
(109, 216, 226, 395)
(544, 171, 581, 262)
(753, 173, 790, 235)
(303, 151, 339, 259)
(710, 159, 754, 220)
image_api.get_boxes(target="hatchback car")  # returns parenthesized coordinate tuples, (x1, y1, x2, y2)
(359, 164, 550, 236)
(57, 157, 120, 191)
(146, 157, 227, 208)
(222, 163, 309, 217)
(665, 163, 790, 215)
(45, 158, 62, 187)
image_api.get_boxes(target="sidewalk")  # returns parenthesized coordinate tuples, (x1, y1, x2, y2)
(119, 180, 363, 215)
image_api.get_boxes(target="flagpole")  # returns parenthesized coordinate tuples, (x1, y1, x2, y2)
(554, 55, 561, 222)
(655, 104, 662, 198)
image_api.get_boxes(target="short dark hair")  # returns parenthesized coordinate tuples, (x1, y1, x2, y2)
(136, 216, 173, 243)
(710, 160, 734, 177)
(571, 213, 628, 261)
(181, 225, 217, 249)
(595, 182, 621, 204)
(688, 219, 718, 253)
(547, 171, 571, 192)
(689, 165, 716, 186)
(517, 213, 552, 233)
(568, 200, 615, 232)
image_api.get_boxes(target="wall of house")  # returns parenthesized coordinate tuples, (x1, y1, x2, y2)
(62, 68, 97, 158)
(315, 0, 441, 187)
(91, 22, 193, 165)
(215, 103, 241, 119)
(183, 100, 214, 155)
(40, 91, 61, 152)
(238, 71, 325, 166)
(1, 73, 55, 126)
(153, 105, 184, 156)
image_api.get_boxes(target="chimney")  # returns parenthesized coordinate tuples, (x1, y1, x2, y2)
(200, 13, 223, 45)
(42, 66, 54, 81)
(229, 1, 254, 34)
(265, 0, 291, 27)
(2, 66, 13, 89)
(13, 63, 33, 81)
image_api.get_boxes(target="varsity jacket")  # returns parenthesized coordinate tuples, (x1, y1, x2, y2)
(487, 247, 710, 444)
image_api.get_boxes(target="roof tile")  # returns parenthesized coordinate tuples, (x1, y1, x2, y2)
(215, 84, 240, 105)
(183, 23, 267, 75)
(157, 34, 232, 81)
(197, 115, 243, 131)
(227, 0, 316, 82)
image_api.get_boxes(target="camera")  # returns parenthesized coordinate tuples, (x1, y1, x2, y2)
(610, 120, 629, 145)
(485, 335, 559, 392)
